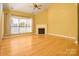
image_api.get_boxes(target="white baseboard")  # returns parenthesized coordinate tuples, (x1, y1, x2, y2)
(48, 33, 75, 39)
(48, 33, 78, 44)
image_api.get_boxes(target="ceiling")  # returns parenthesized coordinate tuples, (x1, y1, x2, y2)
(7, 3, 49, 14)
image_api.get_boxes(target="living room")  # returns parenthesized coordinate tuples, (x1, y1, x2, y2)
(0, 3, 78, 56)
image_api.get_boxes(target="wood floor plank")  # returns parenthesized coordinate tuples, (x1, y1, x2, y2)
(0, 34, 78, 56)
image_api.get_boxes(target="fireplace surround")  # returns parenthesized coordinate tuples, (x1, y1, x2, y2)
(36, 24, 47, 34)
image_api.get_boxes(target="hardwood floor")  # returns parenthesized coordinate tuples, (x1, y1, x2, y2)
(0, 34, 79, 56)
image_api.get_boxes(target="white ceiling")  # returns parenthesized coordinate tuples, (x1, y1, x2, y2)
(8, 3, 49, 14)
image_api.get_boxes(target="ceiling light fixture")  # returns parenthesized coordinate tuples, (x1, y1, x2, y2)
(33, 3, 42, 10)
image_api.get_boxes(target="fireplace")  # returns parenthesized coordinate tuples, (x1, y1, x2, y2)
(38, 28, 45, 34)
(36, 24, 47, 34)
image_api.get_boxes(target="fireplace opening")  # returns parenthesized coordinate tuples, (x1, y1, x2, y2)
(38, 28, 45, 34)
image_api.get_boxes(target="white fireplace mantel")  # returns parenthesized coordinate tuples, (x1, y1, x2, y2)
(36, 24, 47, 34)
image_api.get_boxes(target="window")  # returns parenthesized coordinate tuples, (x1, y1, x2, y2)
(10, 16, 32, 34)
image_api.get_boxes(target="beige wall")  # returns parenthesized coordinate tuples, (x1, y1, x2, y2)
(35, 10, 48, 24)
(48, 3, 77, 39)
(35, 3, 77, 39)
